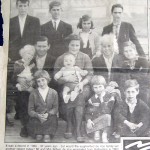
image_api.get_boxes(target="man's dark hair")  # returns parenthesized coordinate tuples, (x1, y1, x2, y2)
(36, 36, 49, 45)
(16, 0, 30, 5)
(111, 4, 123, 13)
(49, 0, 61, 11)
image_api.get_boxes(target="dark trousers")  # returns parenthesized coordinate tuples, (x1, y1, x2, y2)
(18, 91, 30, 127)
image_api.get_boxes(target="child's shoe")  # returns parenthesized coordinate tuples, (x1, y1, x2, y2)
(94, 130, 100, 141)
(43, 135, 51, 143)
(113, 132, 120, 139)
(102, 131, 109, 143)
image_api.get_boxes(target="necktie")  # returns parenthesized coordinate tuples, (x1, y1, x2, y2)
(54, 21, 57, 30)
(113, 25, 119, 38)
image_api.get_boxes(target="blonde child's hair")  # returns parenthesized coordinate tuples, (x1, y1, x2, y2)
(19, 45, 35, 58)
(100, 34, 118, 54)
(90, 75, 106, 87)
(64, 53, 75, 61)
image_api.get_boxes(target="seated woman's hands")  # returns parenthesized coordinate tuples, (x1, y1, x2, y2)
(38, 113, 49, 123)
(87, 119, 94, 129)
(75, 82, 84, 93)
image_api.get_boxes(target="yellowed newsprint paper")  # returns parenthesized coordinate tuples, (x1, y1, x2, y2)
(1, 0, 150, 149)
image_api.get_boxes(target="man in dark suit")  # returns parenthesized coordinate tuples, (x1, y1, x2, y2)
(9, 0, 40, 62)
(41, 0, 73, 59)
(102, 4, 145, 57)
(34, 36, 56, 89)
(17, 36, 56, 137)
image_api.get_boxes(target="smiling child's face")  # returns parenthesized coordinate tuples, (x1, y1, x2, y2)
(36, 77, 48, 89)
(124, 46, 137, 60)
(64, 55, 75, 68)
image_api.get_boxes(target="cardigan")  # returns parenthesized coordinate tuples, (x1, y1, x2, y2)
(28, 88, 58, 118)
(78, 30, 101, 56)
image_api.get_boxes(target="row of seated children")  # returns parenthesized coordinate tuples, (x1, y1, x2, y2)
(22, 68, 150, 143)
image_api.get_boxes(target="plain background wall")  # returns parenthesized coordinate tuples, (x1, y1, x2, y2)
(10, 0, 149, 57)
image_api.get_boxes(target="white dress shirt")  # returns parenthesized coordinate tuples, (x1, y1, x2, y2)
(19, 15, 27, 36)
(52, 19, 60, 30)
(126, 98, 137, 113)
(103, 53, 114, 73)
(36, 54, 47, 70)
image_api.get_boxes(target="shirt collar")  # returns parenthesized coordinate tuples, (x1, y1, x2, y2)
(18, 15, 27, 21)
(113, 21, 121, 26)
(80, 29, 92, 34)
(126, 98, 137, 105)
(103, 52, 114, 61)
(36, 54, 47, 60)
(38, 86, 49, 91)
(95, 94, 99, 99)
(52, 19, 60, 24)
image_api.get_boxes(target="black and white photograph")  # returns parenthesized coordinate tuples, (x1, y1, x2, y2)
(3, 0, 150, 148)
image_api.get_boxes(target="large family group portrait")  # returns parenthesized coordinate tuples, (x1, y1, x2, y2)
(5, 0, 150, 144)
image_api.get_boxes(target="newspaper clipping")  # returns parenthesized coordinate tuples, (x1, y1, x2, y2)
(1, 0, 150, 149)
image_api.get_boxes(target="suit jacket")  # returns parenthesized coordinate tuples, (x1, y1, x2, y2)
(9, 15, 41, 61)
(102, 22, 145, 57)
(34, 54, 55, 75)
(41, 20, 73, 58)
(34, 54, 57, 90)
(92, 54, 122, 82)
(115, 99, 150, 136)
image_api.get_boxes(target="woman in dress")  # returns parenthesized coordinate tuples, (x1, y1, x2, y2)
(54, 34, 93, 142)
